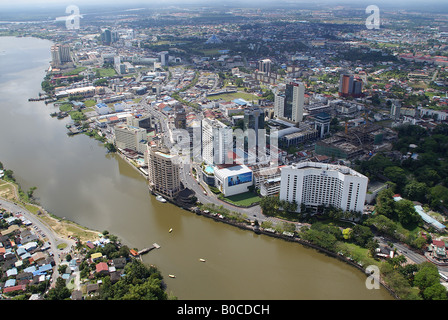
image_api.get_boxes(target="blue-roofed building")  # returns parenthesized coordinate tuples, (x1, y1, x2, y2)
(233, 98, 249, 106)
(23, 266, 36, 274)
(6, 268, 17, 277)
(414, 205, 446, 231)
(95, 103, 111, 115)
(16, 247, 27, 256)
(5, 279, 16, 288)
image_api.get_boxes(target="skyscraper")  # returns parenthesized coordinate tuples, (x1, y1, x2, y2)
(258, 59, 272, 74)
(201, 118, 232, 166)
(274, 82, 305, 124)
(148, 144, 181, 199)
(51, 44, 72, 67)
(339, 74, 363, 98)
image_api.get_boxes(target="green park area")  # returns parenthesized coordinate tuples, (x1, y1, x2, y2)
(223, 192, 261, 207)
(207, 91, 260, 102)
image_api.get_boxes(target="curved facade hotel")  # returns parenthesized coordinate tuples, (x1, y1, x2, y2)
(279, 162, 368, 213)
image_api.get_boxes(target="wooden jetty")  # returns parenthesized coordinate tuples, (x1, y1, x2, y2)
(137, 243, 160, 255)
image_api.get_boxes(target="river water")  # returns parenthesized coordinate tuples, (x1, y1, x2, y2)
(0, 36, 393, 300)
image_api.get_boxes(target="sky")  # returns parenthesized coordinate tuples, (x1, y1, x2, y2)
(0, 0, 447, 13)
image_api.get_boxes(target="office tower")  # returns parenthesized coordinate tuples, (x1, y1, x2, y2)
(148, 145, 181, 199)
(114, 125, 147, 153)
(274, 82, 305, 124)
(174, 108, 187, 129)
(314, 112, 331, 138)
(390, 99, 401, 120)
(201, 118, 232, 166)
(126, 114, 152, 132)
(279, 162, 368, 213)
(243, 107, 266, 163)
(258, 59, 272, 74)
(160, 51, 169, 66)
(339, 74, 363, 98)
(51, 44, 72, 67)
(101, 29, 119, 45)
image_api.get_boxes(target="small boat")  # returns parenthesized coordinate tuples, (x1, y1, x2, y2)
(169, 274, 176, 278)
(169, 228, 173, 233)
(199, 258, 206, 262)
(156, 195, 167, 203)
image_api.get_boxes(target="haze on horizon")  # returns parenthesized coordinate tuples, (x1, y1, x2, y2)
(1, 0, 447, 10)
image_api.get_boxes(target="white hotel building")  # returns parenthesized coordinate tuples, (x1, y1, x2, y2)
(279, 162, 368, 213)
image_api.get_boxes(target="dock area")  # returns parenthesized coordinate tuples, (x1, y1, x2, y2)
(137, 243, 160, 255)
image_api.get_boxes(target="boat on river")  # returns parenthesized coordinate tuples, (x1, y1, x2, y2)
(156, 195, 167, 203)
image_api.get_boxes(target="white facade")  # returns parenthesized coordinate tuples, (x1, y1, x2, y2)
(201, 118, 232, 166)
(114, 125, 147, 153)
(274, 82, 305, 124)
(279, 162, 368, 213)
(214, 165, 253, 197)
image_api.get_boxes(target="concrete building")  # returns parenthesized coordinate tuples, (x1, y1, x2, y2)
(214, 164, 253, 197)
(274, 82, 305, 124)
(314, 112, 331, 138)
(258, 59, 272, 74)
(201, 118, 232, 166)
(148, 145, 181, 199)
(114, 125, 147, 153)
(279, 162, 368, 213)
(51, 44, 71, 67)
(338, 74, 363, 98)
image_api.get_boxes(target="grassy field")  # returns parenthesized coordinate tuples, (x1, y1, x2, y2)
(93, 68, 116, 78)
(224, 192, 261, 207)
(208, 91, 260, 102)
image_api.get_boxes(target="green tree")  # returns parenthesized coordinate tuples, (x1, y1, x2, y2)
(403, 180, 428, 203)
(414, 262, 441, 296)
(394, 199, 421, 226)
(45, 277, 71, 300)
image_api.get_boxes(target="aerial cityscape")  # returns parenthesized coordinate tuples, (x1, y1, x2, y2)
(0, 0, 448, 306)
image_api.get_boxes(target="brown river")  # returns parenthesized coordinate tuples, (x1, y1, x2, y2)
(0, 36, 393, 300)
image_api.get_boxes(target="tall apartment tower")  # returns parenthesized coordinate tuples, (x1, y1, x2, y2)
(258, 59, 272, 74)
(339, 74, 363, 98)
(51, 44, 71, 67)
(201, 118, 232, 166)
(274, 82, 305, 124)
(279, 162, 368, 213)
(147, 145, 181, 199)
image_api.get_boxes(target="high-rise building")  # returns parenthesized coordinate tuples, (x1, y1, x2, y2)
(279, 162, 368, 213)
(114, 125, 147, 153)
(274, 82, 305, 124)
(148, 145, 181, 199)
(174, 108, 187, 129)
(314, 112, 331, 138)
(390, 99, 401, 120)
(126, 114, 152, 132)
(201, 118, 232, 166)
(338, 74, 363, 98)
(101, 29, 119, 45)
(258, 59, 272, 74)
(160, 51, 169, 66)
(244, 107, 266, 164)
(51, 44, 71, 67)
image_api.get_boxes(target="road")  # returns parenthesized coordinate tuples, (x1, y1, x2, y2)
(0, 196, 76, 288)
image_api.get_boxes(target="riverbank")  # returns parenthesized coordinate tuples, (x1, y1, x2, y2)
(0, 178, 100, 244)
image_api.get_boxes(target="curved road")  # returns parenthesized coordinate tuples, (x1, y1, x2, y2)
(0, 196, 75, 288)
